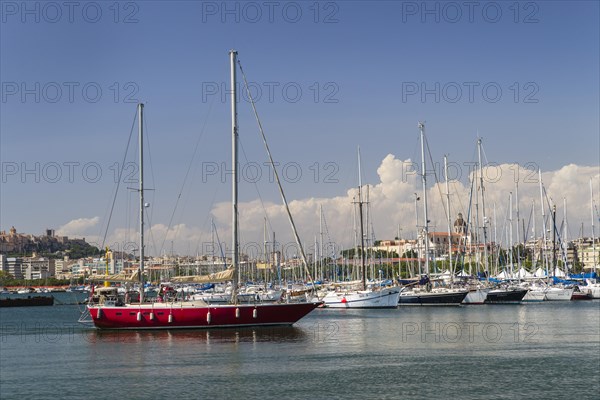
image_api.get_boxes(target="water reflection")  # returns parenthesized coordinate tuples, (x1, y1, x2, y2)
(2, 301, 598, 400)
(86, 325, 308, 345)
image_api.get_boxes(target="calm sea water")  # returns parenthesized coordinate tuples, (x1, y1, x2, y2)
(1, 294, 599, 400)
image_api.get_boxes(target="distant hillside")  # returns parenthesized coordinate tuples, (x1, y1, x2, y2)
(0, 227, 101, 258)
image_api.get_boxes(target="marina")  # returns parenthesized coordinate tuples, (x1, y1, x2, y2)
(2, 1, 598, 399)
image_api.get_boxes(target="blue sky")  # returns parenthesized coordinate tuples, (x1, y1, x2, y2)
(1, 1, 599, 255)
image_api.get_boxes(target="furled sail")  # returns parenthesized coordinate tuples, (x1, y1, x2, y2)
(171, 266, 234, 283)
(90, 270, 140, 282)
(256, 262, 272, 270)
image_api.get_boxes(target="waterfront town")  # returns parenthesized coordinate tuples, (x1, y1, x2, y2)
(1, 223, 598, 285)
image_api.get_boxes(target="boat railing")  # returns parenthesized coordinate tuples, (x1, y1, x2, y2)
(77, 308, 94, 325)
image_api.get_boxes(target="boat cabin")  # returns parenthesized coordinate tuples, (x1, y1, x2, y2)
(90, 287, 123, 306)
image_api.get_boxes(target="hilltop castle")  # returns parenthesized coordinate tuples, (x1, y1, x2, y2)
(0, 226, 88, 254)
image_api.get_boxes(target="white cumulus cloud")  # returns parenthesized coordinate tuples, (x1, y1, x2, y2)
(56, 217, 100, 237)
(210, 157, 600, 256)
(93, 157, 599, 257)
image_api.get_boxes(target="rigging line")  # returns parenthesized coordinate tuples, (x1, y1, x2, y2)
(424, 133, 448, 221)
(192, 186, 222, 257)
(464, 169, 475, 243)
(450, 179, 466, 220)
(525, 201, 534, 243)
(480, 143, 490, 166)
(410, 130, 420, 177)
(542, 186, 560, 239)
(321, 206, 337, 259)
(159, 98, 215, 255)
(238, 137, 274, 234)
(539, 192, 568, 268)
(237, 58, 315, 285)
(144, 207, 158, 259)
(494, 202, 509, 268)
(191, 174, 223, 257)
(410, 130, 421, 201)
(211, 219, 227, 269)
(126, 187, 132, 247)
(101, 108, 138, 249)
(142, 110, 157, 227)
(470, 138, 479, 171)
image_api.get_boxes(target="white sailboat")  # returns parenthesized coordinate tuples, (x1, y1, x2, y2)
(322, 148, 401, 308)
(521, 281, 547, 302)
(468, 138, 527, 304)
(463, 285, 491, 304)
(321, 286, 403, 308)
(544, 286, 574, 301)
(456, 147, 491, 305)
(461, 138, 495, 304)
(581, 279, 600, 299)
(579, 179, 600, 298)
(538, 170, 573, 301)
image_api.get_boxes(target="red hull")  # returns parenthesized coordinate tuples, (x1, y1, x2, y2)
(571, 293, 592, 300)
(88, 302, 320, 329)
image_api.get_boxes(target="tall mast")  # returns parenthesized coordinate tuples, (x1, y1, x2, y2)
(444, 155, 453, 283)
(264, 217, 268, 288)
(273, 231, 279, 286)
(319, 204, 324, 282)
(366, 185, 373, 280)
(509, 192, 514, 277)
(138, 103, 145, 303)
(397, 224, 401, 278)
(211, 218, 215, 260)
(230, 49, 239, 303)
(563, 197, 568, 271)
(552, 204, 557, 277)
(313, 235, 318, 282)
(591, 179, 597, 271)
(357, 147, 366, 290)
(473, 160, 480, 275)
(493, 202, 498, 276)
(353, 196, 358, 280)
(477, 138, 489, 277)
(515, 182, 522, 274)
(532, 199, 536, 267)
(419, 122, 429, 276)
(414, 193, 420, 275)
(539, 169, 549, 279)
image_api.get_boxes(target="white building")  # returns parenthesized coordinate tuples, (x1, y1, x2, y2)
(371, 239, 417, 257)
(23, 257, 55, 280)
(578, 238, 600, 269)
(2, 256, 24, 279)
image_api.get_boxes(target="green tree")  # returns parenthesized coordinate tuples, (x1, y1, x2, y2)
(0, 271, 14, 286)
(401, 249, 418, 258)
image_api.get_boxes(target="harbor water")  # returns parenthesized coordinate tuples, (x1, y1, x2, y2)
(1, 295, 598, 399)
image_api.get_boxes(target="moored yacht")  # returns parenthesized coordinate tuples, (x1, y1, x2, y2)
(544, 286, 574, 301)
(462, 286, 491, 304)
(485, 286, 528, 304)
(321, 148, 401, 309)
(81, 51, 320, 329)
(398, 286, 468, 305)
(322, 285, 401, 308)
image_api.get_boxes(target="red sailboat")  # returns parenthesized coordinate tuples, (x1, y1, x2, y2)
(81, 51, 320, 329)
